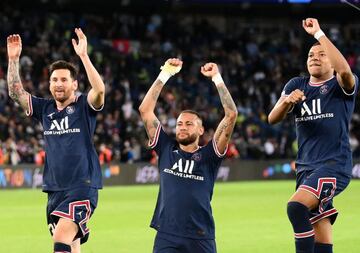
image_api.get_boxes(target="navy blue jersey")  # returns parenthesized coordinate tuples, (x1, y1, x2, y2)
(149, 125, 226, 240)
(282, 75, 359, 175)
(28, 94, 102, 191)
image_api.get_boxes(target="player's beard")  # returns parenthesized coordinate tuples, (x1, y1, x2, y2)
(176, 133, 198, 146)
(53, 90, 70, 103)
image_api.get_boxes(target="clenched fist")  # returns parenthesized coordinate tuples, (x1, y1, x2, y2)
(284, 89, 306, 105)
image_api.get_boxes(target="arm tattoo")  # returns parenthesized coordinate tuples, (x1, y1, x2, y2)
(7, 59, 25, 104)
(215, 120, 230, 143)
(143, 119, 160, 140)
(151, 80, 164, 101)
(216, 84, 237, 114)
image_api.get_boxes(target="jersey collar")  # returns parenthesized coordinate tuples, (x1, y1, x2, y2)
(309, 75, 335, 87)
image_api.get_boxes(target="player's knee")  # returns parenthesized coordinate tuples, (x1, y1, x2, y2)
(54, 242, 71, 253)
(287, 201, 310, 227)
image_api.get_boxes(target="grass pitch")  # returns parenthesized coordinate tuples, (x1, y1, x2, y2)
(1, 180, 359, 252)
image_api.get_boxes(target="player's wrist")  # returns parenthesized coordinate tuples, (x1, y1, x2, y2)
(8, 56, 20, 61)
(314, 30, 325, 40)
(157, 71, 172, 85)
(212, 73, 224, 86)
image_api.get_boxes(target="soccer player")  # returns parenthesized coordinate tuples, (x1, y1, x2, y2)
(7, 28, 105, 253)
(138, 58, 237, 253)
(268, 18, 358, 253)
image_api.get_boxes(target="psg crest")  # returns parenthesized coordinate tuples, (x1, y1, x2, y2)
(191, 152, 201, 161)
(319, 85, 329, 95)
(66, 106, 75, 114)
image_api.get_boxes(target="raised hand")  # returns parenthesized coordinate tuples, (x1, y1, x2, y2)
(160, 58, 183, 76)
(72, 28, 88, 57)
(200, 63, 219, 78)
(302, 18, 321, 36)
(7, 34, 22, 60)
(284, 89, 306, 105)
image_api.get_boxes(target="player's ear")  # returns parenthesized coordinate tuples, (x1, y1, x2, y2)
(73, 80, 78, 90)
(198, 125, 204, 136)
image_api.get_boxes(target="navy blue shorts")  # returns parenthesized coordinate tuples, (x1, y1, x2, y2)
(47, 187, 98, 244)
(153, 232, 216, 253)
(296, 166, 351, 225)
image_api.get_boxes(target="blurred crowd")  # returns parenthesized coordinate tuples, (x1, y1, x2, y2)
(0, 5, 360, 165)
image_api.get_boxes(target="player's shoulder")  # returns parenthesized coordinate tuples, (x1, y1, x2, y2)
(282, 76, 308, 95)
(287, 76, 309, 86)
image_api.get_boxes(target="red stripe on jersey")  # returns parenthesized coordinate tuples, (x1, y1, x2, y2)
(149, 124, 161, 149)
(310, 208, 338, 225)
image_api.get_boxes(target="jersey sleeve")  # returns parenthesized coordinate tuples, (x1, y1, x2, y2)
(281, 77, 300, 97)
(203, 139, 227, 164)
(28, 95, 49, 121)
(148, 124, 173, 155)
(86, 93, 104, 112)
(339, 74, 359, 96)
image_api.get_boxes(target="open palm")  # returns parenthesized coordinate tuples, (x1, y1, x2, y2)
(72, 28, 87, 57)
(7, 35, 22, 60)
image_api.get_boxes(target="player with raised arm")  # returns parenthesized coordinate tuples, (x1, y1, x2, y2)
(138, 58, 237, 253)
(268, 18, 358, 253)
(7, 28, 105, 253)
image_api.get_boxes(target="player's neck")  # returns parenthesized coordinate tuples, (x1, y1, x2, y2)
(55, 94, 76, 111)
(309, 73, 334, 84)
(179, 143, 199, 153)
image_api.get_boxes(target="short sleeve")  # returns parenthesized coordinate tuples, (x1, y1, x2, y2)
(281, 77, 300, 97)
(28, 95, 49, 121)
(148, 125, 173, 155)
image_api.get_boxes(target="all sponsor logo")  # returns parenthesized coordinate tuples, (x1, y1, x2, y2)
(164, 158, 204, 181)
(44, 116, 80, 135)
(296, 99, 334, 122)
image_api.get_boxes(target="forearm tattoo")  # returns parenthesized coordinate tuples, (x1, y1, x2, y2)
(7, 60, 25, 104)
(216, 84, 237, 114)
(151, 80, 164, 101)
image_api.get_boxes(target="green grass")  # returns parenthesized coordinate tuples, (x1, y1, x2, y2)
(1, 180, 360, 252)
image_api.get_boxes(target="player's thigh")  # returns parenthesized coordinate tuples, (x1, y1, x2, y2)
(153, 233, 181, 253)
(313, 217, 332, 244)
(185, 239, 216, 253)
(53, 217, 79, 244)
(289, 188, 319, 210)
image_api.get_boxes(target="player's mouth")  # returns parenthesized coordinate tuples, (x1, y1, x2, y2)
(310, 63, 321, 67)
(178, 132, 189, 137)
(55, 91, 65, 97)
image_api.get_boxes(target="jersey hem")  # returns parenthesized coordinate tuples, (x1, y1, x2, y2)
(43, 184, 102, 192)
(150, 225, 215, 240)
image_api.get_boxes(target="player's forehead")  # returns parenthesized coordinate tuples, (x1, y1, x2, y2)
(50, 69, 72, 79)
(177, 112, 198, 122)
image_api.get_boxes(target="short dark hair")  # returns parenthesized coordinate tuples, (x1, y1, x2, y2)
(49, 60, 78, 80)
(179, 110, 202, 122)
(311, 41, 321, 48)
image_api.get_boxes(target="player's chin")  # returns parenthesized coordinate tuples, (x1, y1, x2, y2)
(308, 67, 323, 76)
(176, 137, 190, 145)
(54, 95, 68, 103)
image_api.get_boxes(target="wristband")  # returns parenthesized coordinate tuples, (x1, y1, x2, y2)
(157, 71, 171, 84)
(212, 73, 224, 86)
(314, 30, 325, 40)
